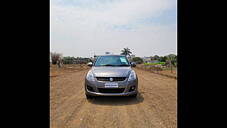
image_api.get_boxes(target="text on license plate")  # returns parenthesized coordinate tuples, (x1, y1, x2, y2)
(104, 82, 118, 88)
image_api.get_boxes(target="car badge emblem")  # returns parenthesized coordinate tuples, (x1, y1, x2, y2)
(110, 78, 113, 81)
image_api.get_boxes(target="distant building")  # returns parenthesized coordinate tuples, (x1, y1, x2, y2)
(142, 57, 160, 63)
(131, 54, 135, 58)
(143, 57, 151, 63)
(150, 60, 160, 63)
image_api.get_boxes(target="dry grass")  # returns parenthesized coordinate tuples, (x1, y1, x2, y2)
(50, 64, 90, 77)
(136, 64, 177, 79)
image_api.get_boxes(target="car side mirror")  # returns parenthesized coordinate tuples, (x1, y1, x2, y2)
(130, 62, 136, 67)
(87, 62, 93, 67)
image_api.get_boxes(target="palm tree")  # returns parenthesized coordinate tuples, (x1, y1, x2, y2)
(121, 48, 132, 57)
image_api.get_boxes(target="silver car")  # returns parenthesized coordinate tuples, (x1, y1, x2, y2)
(85, 55, 138, 99)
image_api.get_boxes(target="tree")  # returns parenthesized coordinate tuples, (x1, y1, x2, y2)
(167, 54, 177, 73)
(51, 52, 62, 65)
(167, 54, 177, 66)
(158, 56, 165, 62)
(62, 56, 75, 64)
(132, 57, 144, 64)
(153, 55, 159, 60)
(121, 48, 132, 57)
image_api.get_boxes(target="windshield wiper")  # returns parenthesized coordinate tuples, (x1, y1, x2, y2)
(99, 64, 130, 66)
(102, 64, 116, 66)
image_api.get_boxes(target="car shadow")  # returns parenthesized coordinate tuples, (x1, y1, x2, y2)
(87, 92, 144, 106)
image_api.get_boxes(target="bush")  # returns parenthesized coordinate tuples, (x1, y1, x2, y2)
(132, 57, 143, 64)
(63, 56, 75, 64)
(144, 62, 165, 65)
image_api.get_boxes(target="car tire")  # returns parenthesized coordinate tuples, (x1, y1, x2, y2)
(86, 94, 93, 99)
(130, 93, 137, 97)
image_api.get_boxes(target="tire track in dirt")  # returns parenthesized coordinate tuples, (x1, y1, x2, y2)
(50, 70, 89, 128)
(50, 77, 81, 110)
(67, 100, 126, 128)
(113, 105, 131, 128)
(51, 90, 85, 125)
(50, 70, 88, 110)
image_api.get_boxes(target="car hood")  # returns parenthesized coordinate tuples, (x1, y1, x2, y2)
(91, 66, 132, 77)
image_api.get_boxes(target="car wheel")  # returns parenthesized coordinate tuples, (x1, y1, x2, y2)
(130, 93, 137, 97)
(86, 94, 93, 99)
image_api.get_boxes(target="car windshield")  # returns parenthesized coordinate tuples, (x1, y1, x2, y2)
(94, 56, 130, 66)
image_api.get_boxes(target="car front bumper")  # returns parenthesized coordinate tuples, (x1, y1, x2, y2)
(86, 90, 138, 96)
(85, 78, 138, 96)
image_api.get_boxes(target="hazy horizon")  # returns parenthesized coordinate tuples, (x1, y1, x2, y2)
(51, 0, 177, 58)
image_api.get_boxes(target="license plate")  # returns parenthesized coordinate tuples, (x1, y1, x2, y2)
(104, 82, 118, 88)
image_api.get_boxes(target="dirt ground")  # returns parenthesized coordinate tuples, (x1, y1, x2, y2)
(50, 65, 177, 128)
(136, 64, 177, 79)
(50, 64, 89, 77)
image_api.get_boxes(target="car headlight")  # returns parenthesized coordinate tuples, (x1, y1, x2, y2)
(86, 70, 95, 81)
(128, 70, 136, 81)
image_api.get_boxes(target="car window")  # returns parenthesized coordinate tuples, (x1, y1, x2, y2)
(94, 56, 129, 66)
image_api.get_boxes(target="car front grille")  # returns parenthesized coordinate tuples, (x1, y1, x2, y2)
(96, 77, 126, 81)
(98, 88, 125, 93)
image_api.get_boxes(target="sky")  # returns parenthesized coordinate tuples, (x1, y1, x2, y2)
(50, 0, 177, 58)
